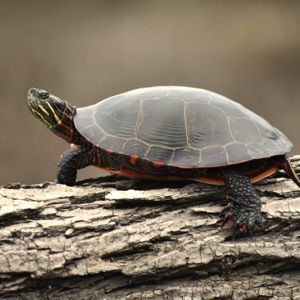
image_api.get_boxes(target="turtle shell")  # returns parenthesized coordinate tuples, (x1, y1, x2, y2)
(74, 86, 292, 168)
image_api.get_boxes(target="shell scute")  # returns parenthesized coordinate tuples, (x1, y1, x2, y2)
(94, 94, 140, 139)
(137, 98, 187, 147)
(229, 118, 262, 143)
(186, 102, 232, 148)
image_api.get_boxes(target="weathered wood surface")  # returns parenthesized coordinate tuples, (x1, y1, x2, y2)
(1, 156, 300, 299)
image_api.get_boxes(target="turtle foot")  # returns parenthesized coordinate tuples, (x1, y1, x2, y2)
(221, 205, 262, 238)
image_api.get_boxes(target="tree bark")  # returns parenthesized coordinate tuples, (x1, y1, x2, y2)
(1, 156, 300, 299)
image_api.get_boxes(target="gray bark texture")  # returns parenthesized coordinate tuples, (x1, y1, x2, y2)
(1, 156, 300, 300)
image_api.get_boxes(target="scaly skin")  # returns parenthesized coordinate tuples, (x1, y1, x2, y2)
(221, 168, 262, 236)
(57, 146, 94, 186)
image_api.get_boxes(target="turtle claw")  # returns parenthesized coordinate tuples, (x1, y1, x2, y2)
(219, 203, 233, 228)
(220, 212, 230, 228)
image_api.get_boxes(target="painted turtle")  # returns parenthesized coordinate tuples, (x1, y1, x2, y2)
(27, 86, 300, 233)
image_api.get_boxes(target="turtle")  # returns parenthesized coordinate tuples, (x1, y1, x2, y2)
(27, 86, 300, 234)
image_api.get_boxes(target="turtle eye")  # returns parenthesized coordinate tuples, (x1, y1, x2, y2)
(39, 92, 49, 100)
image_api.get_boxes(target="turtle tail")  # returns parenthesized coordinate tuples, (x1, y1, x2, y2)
(280, 155, 300, 187)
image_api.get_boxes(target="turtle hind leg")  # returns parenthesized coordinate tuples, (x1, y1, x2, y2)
(57, 146, 94, 186)
(221, 168, 262, 236)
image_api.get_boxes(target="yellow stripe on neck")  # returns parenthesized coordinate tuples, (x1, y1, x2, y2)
(38, 104, 49, 116)
(47, 102, 62, 126)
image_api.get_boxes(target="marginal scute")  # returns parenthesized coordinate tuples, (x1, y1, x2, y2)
(123, 139, 149, 158)
(201, 145, 228, 167)
(173, 148, 200, 166)
(263, 140, 280, 154)
(99, 136, 127, 154)
(74, 86, 292, 168)
(247, 143, 268, 159)
(146, 146, 174, 164)
(226, 143, 252, 164)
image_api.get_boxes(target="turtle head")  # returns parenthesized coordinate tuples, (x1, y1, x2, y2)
(27, 88, 81, 144)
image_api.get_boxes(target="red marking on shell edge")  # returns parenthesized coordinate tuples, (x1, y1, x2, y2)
(152, 161, 164, 168)
(130, 154, 139, 166)
(167, 163, 176, 167)
(178, 165, 192, 170)
(106, 149, 114, 154)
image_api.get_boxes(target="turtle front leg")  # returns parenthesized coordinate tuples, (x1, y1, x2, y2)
(57, 146, 94, 186)
(221, 169, 262, 236)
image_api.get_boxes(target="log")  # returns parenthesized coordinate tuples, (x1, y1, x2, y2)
(1, 156, 300, 299)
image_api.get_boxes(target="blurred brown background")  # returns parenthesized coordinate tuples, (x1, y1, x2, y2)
(1, 0, 300, 184)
